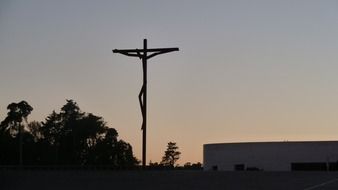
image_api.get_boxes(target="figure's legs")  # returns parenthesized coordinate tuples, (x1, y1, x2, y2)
(138, 85, 145, 130)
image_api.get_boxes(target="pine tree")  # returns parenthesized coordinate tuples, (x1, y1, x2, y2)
(161, 142, 181, 167)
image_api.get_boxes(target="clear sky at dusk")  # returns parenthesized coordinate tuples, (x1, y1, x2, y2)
(1, 0, 338, 164)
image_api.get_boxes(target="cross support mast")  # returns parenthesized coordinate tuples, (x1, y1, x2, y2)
(113, 39, 179, 169)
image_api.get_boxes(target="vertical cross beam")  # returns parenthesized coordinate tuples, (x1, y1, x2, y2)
(142, 39, 147, 168)
(113, 39, 179, 169)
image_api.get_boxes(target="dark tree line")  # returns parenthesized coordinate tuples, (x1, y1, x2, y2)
(0, 100, 139, 168)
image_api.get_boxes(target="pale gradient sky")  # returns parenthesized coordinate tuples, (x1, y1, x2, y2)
(1, 0, 338, 164)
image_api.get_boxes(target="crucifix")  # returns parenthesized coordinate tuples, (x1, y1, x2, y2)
(113, 39, 179, 169)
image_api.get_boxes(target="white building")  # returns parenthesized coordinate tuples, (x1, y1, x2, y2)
(203, 141, 338, 171)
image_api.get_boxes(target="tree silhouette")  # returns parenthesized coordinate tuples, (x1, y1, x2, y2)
(27, 121, 42, 142)
(183, 162, 203, 170)
(161, 142, 181, 167)
(0, 100, 139, 168)
(0, 101, 33, 136)
(0, 101, 33, 165)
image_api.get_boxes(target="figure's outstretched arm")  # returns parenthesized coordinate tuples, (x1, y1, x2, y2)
(112, 49, 143, 59)
(147, 48, 178, 59)
(120, 52, 141, 58)
(147, 50, 169, 59)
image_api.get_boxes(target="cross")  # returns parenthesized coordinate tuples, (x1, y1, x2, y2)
(113, 39, 179, 169)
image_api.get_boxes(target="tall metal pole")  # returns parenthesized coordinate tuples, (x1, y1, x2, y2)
(142, 39, 147, 169)
(113, 39, 178, 169)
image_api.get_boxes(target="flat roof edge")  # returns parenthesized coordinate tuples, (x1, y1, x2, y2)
(204, 140, 338, 146)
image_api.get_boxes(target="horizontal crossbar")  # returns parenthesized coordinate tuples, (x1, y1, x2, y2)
(112, 48, 179, 53)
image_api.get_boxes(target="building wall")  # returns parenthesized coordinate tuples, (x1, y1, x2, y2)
(203, 141, 338, 171)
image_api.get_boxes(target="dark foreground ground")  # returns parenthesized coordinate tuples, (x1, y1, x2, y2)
(2, 170, 338, 190)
